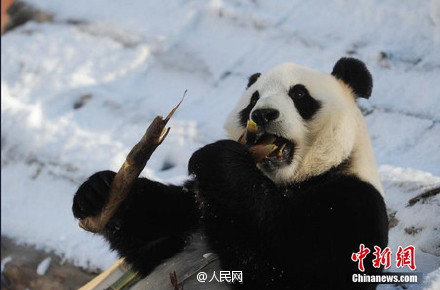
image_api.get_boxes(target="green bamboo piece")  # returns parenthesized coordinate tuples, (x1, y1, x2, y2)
(105, 269, 142, 290)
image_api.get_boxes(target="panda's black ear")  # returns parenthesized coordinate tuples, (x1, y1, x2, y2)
(331, 57, 373, 99)
(247, 73, 261, 89)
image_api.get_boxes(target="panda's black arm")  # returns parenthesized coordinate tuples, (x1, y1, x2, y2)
(188, 140, 288, 235)
(73, 171, 199, 276)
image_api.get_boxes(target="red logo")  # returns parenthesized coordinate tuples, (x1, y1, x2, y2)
(351, 244, 371, 272)
(351, 245, 416, 271)
(372, 246, 392, 269)
(396, 246, 416, 270)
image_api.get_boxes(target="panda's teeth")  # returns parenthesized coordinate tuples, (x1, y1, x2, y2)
(277, 149, 282, 160)
(277, 143, 287, 161)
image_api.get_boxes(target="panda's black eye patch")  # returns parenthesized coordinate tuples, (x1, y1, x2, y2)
(288, 85, 321, 120)
(239, 91, 260, 127)
(288, 84, 309, 99)
(247, 73, 261, 88)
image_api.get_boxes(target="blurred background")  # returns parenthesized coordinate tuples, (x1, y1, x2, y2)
(1, 0, 440, 289)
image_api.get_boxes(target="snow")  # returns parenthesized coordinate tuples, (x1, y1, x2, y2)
(1, 256, 13, 273)
(425, 268, 440, 290)
(1, 0, 439, 289)
(36, 257, 52, 275)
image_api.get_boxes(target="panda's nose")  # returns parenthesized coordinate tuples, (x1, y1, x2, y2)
(251, 108, 280, 125)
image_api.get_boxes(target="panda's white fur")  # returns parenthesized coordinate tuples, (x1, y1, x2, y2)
(224, 62, 384, 195)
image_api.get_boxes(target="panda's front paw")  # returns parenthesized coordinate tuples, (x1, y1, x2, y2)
(188, 140, 255, 186)
(72, 170, 116, 219)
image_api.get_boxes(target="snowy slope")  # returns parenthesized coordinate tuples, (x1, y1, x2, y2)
(1, 0, 440, 288)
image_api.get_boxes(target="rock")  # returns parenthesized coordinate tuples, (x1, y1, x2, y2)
(1, 236, 97, 290)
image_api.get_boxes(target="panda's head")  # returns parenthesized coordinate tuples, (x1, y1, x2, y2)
(225, 58, 383, 194)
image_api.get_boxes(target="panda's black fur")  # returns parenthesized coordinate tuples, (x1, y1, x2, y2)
(287, 84, 322, 120)
(332, 57, 373, 99)
(239, 91, 260, 127)
(73, 58, 388, 290)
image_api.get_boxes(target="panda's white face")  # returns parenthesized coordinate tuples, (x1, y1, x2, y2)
(225, 62, 383, 193)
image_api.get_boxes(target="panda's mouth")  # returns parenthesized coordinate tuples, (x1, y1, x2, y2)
(252, 134, 295, 165)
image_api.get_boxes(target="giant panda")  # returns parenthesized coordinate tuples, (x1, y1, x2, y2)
(73, 57, 388, 290)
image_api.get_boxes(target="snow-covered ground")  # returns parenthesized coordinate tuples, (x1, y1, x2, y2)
(1, 0, 439, 288)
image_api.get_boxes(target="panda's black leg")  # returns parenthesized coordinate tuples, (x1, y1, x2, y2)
(73, 171, 200, 276)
